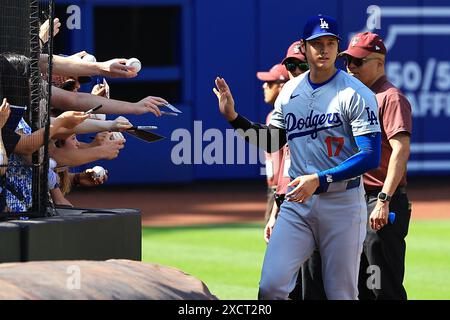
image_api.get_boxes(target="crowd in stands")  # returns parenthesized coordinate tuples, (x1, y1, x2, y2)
(0, 17, 167, 212)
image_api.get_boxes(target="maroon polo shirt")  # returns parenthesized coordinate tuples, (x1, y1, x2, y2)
(364, 75, 412, 191)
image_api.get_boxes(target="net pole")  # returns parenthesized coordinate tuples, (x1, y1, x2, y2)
(30, 0, 43, 215)
(40, 0, 56, 216)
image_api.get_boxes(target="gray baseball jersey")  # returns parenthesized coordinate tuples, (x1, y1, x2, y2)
(259, 70, 381, 300)
(269, 69, 380, 180)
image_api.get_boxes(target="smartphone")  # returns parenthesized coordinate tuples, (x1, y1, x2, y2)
(103, 78, 110, 99)
(130, 125, 158, 131)
(164, 103, 182, 113)
(6, 105, 27, 131)
(84, 104, 103, 115)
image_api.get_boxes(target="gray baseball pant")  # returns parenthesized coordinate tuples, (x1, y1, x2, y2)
(258, 183, 367, 300)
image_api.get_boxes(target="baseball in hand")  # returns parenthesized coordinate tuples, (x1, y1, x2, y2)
(126, 58, 142, 72)
(82, 53, 97, 63)
(110, 132, 125, 141)
(91, 166, 106, 179)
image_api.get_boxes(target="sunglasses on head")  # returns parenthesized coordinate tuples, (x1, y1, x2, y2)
(284, 61, 309, 72)
(344, 56, 379, 68)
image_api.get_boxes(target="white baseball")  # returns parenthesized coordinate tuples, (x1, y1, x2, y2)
(126, 58, 141, 72)
(110, 132, 125, 141)
(91, 166, 106, 179)
(82, 53, 97, 63)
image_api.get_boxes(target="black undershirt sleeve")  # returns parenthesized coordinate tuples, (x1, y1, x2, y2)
(228, 114, 287, 153)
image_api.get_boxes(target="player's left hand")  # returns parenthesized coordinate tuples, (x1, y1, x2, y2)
(369, 201, 389, 231)
(213, 77, 238, 121)
(286, 173, 320, 203)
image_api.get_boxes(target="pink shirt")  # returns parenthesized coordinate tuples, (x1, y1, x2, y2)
(275, 145, 292, 195)
(265, 110, 283, 188)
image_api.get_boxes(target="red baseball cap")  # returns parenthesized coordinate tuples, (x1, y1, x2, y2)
(256, 64, 289, 82)
(340, 32, 387, 58)
(281, 41, 306, 65)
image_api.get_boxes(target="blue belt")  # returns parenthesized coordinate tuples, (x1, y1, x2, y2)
(314, 177, 361, 195)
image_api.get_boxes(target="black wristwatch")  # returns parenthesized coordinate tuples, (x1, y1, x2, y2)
(377, 192, 392, 203)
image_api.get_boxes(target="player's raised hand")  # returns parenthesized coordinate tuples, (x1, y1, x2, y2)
(286, 173, 320, 203)
(213, 77, 238, 121)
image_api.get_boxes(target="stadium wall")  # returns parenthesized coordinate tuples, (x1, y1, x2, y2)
(50, 0, 450, 184)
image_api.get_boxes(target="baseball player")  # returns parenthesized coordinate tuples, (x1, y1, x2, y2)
(256, 64, 289, 221)
(263, 42, 325, 300)
(214, 14, 381, 299)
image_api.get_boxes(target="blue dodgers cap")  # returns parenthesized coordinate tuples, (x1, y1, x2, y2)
(302, 14, 341, 41)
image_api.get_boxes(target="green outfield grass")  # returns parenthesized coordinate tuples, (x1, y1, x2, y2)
(142, 220, 450, 300)
(404, 220, 450, 299)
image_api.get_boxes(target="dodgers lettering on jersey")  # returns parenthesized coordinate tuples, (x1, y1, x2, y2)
(285, 110, 343, 140)
(270, 70, 381, 180)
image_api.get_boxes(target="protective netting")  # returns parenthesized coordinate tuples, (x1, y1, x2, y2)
(0, 0, 54, 216)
